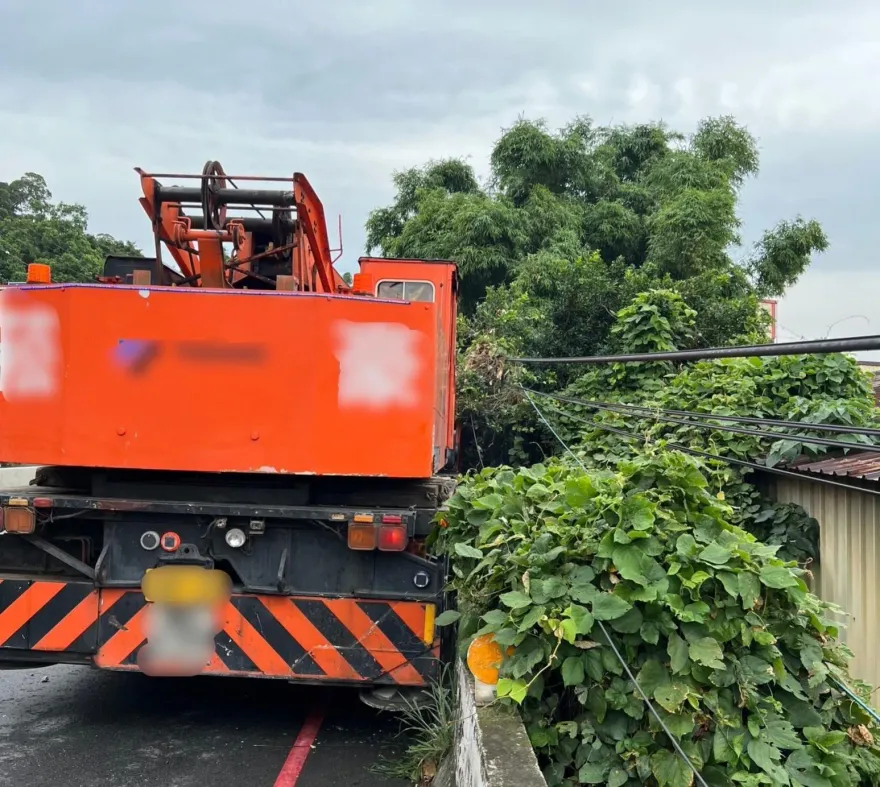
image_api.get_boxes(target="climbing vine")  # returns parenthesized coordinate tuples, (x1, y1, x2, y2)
(435, 455, 880, 786)
(538, 290, 879, 564)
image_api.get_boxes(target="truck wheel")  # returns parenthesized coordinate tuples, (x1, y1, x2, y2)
(358, 685, 432, 712)
(0, 661, 57, 670)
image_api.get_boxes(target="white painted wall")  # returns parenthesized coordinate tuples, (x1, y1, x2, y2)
(0, 466, 39, 489)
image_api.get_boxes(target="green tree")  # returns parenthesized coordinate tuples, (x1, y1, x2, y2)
(366, 113, 829, 467)
(367, 113, 825, 326)
(0, 173, 141, 283)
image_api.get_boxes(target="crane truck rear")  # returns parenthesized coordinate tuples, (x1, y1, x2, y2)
(0, 162, 457, 707)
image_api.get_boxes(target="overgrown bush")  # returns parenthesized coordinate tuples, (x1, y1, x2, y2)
(435, 453, 880, 786)
(539, 289, 880, 565)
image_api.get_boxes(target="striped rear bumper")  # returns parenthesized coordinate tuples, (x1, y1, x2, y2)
(0, 578, 439, 685)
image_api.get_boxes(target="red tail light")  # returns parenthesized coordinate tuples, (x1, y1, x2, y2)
(378, 524, 408, 552)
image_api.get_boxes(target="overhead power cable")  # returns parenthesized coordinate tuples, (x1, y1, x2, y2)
(523, 392, 880, 438)
(522, 389, 880, 456)
(508, 334, 880, 365)
(530, 395, 880, 498)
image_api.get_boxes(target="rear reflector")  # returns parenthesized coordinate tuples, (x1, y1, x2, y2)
(378, 524, 408, 552)
(32, 497, 53, 509)
(348, 523, 377, 550)
(352, 513, 374, 524)
(381, 514, 403, 525)
(3, 507, 35, 534)
(160, 532, 181, 552)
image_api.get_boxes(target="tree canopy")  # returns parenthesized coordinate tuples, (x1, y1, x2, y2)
(366, 114, 830, 468)
(367, 113, 826, 331)
(0, 173, 141, 283)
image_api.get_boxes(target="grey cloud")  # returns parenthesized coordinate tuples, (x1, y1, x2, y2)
(1, 0, 878, 348)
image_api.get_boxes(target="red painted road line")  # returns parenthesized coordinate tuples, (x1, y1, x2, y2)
(273, 708, 325, 787)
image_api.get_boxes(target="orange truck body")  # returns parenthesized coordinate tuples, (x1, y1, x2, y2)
(0, 258, 457, 478)
(0, 164, 457, 696)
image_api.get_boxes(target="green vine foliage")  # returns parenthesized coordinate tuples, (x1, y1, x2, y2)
(435, 454, 880, 787)
(546, 290, 879, 565)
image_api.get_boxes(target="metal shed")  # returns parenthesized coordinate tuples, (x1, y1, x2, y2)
(762, 453, 880, 697)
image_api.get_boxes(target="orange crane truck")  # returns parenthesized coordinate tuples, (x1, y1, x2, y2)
(0, 162, 458, 708)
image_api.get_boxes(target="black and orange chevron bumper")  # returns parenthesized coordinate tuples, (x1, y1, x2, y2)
(0, 578, 439, 685)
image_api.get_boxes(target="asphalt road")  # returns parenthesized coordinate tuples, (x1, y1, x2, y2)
(0, 665, 412, 787)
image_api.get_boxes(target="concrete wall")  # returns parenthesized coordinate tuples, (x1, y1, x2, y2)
(453, 663, 546, 787)
(0, 466, 39, 489)
(768, 476, 880, 698)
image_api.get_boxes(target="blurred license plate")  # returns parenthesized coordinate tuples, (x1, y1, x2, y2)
(139, 566, 230, 676)
(142, 565, 231, 605)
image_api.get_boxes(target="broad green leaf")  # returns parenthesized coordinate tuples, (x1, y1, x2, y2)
(747, 739, 787, 782)
(668, 633, 690, 675)
(636, 659, 670, 695)
(717, 571, 739, 598)
(435, 610, 461, 626)
(586, 685, 607, 722)
(499, 591, 532, 609)
(561, 655, 585, 687)
(676, 534, 698, 557)
(713, 729, 740, 763)
(584, 650, 604, 683)
(778, 692, 823, 728)
(578, 762, 610, 784)
(699, 542, 732, 566)
(651, 748, 694, 787)
(542, 576, 568, 599)
(623, 495, 655, 531)
(612, 544, 649, 585)
(497, 677, 527, 704)
(517, 605, 546, 632)
(608, 767, 629, 787)
(570, 582, 599, 604)
(655, 683, 690, 713)
(763, 715, 802, 750)
(659, 711, 696, 739)
(610, 606, 644, 634)
(509, 643, 545, 678)
(739, 655, 775, 685)
(640, 621, 660, 644)
(689, 637, 725, 670)
(564, 476, 597, 507)
(473, 492, 503, 509)
(481, 609, 508, 628)
(759, 565, 798, 589)
(560, 618, 579, 644)
(569, 565, 596, 586)
(465, 509, 491, 526)
(564, 604, 594, 635)
(738, 572, 761, 609)
(592, 593, 633, 621)
(454, 542, 483, 559)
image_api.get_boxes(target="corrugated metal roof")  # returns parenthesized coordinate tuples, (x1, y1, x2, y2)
(791, 452, 880, 481)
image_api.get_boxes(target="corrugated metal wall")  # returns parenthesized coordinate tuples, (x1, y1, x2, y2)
(770, 477, 880, 696)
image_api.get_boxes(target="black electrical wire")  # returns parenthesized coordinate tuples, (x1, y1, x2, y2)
(523, 388, 880, 456)
(533, 396, 880, 498)
(509, 334, 880, 365)
(525, 392, 880, 437)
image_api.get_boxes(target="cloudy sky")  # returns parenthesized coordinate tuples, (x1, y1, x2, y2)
(2, 0, 878, 354)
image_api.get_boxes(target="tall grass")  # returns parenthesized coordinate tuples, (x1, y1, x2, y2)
(372, 664, 458, 785)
